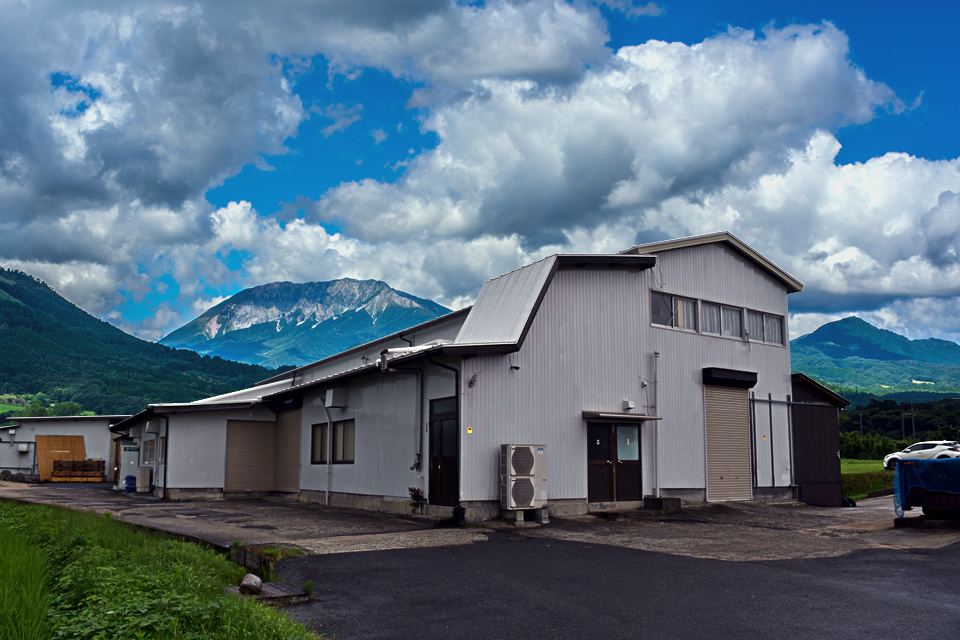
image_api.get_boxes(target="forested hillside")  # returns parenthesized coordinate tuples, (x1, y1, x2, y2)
(0, 267, 287, 415)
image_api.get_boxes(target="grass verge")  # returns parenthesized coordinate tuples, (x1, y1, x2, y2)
(840, 459, 888, 474)
(840, 463, 895, 501)
(0, 502, 318, 640)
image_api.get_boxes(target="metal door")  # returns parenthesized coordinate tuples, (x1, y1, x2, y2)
(275, 409, 301, 493)
(705, 386, 752, 501)
(587, 423, 642, 502)
(428, 397, 459, 506)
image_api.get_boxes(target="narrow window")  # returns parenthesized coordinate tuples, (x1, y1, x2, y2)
(311, 423, 328, 464)
(674, 297, 698, 331)
(764, 314, 784, 344)
(747, 310, 764, 342)
(334, 420, 355, 464)
(721, 307, 742, 338)
(142, 439, 156, 465)
(157, 437, 166, 464)
(651, 292, 672, 326)
(702, 303, 721, 335)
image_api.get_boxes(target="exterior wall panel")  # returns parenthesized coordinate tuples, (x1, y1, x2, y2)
(461, 268, 646, 502)
(299, 372, 424, 499)
(166, 407, 275, 489)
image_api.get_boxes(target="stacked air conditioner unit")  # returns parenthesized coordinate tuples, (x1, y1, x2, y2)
(500, 444, 547, 510)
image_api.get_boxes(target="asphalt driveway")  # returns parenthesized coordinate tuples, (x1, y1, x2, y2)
(279, 532, 960, 640)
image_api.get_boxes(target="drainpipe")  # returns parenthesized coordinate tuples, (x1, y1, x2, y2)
(161, 415, 170, 500)
(654, 351, 660, 499)
(320, 397, 333, 505)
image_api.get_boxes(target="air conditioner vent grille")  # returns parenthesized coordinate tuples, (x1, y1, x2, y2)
(511, 477, 535, 507)
(511, 446, 535, 475)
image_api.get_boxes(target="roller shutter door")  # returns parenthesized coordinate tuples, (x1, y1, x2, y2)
(275, 409, 302, 493)
(225, 421, 276, 492)
(705, 386, 752, 501)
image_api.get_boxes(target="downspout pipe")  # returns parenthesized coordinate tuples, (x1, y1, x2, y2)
(654, 351, 660, 499)
(320, 397, 333, 506)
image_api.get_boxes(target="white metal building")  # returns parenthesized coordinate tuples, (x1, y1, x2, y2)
(1, 415, 128, 480)
(113, 231, 803, 521)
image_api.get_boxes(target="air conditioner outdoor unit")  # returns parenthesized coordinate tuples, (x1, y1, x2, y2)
(136, 465, 152, 493)
(500, 444, 547, 510)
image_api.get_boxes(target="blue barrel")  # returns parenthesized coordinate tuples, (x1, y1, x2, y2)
(124, 474, 137, 493)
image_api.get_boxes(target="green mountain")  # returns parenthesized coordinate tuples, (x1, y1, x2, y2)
(160, 279, 452, 367)
(0, 267, 286, 415)
(791, 316, 960, 392)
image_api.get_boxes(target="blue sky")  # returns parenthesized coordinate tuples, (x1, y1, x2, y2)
(2, 0, 959, 344)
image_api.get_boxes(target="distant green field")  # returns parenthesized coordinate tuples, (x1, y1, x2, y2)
(0, 403, 20, 414)
(840, 459, 888, 474)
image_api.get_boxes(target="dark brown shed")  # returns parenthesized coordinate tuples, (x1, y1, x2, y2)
(791, 373, 850, 507)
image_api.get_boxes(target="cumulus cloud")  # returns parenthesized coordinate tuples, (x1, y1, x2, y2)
(312, 23, 900, 246)
(3, 2, 959, 346)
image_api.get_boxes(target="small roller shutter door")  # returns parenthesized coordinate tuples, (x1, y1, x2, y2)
(275, 409, 302, 493)
(705, 386, 752, 501)
(225, 421, 276, 492)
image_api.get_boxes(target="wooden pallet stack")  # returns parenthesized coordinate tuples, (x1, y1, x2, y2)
(52, 459, 105, 481)
(35, 435, 105, 482)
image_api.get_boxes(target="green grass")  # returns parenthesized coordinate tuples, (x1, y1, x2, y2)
(840, 459, 889, 473)
(840, 459, 894, 500)
(0, 403, 20, 413)
(0, 502, 319, 640)
(0, 527, 50, 640)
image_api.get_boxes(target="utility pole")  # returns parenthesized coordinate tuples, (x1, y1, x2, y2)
(901, 403, 906, 439)
(859, 412, 863, 436)
(911, 402, 915, 439)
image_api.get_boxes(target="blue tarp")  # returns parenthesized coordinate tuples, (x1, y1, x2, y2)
(894, 458, 960, 517)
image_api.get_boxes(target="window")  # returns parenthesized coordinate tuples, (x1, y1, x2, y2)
(311, 420, 355, 465)
(702, 302, 721, 335)
(764, 314, 784, 345)
(745, 310, 785, 345)
(651, 292, 697, 331)
(142, 439, 156, 465)
(157, 437, 166, 464)
(721, 306, 742, 338)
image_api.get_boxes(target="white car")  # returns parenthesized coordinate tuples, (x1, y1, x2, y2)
(884, 441, 960, 470)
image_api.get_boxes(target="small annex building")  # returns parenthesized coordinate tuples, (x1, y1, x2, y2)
(790, 373, 850, 507)
(1, 415, 129, 481)
(113, 231, 809, 521)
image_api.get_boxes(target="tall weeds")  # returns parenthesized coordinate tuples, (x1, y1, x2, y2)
(0, 527, 51, 640)
(0, 503, 317, 640)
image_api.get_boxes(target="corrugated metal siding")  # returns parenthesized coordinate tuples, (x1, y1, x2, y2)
(275, 409, 302, 492)
(705, 386, 752, 501)
(224, 420, 277, 492)
(456, 256, 557, 344)
(166, 407, 275, 489)
(299, 373, 424, 498)
(641, 243, 793, 491)
(461, 267, 646, 502)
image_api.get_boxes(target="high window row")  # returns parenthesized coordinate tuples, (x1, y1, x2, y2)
(651, 291, 784, 344)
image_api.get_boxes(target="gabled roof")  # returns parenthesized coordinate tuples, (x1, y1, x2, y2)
(11, 415, 129, 425)
(454, 254, 656, 347)
(791, 373, 851, 407)
(620, 231, 803, 294)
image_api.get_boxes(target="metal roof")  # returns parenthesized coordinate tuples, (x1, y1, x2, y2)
(254, 307, 472, 386)
(620, 231, 804, 294)
(456, 255, 558, 345)
(10, 415, 129, 425)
